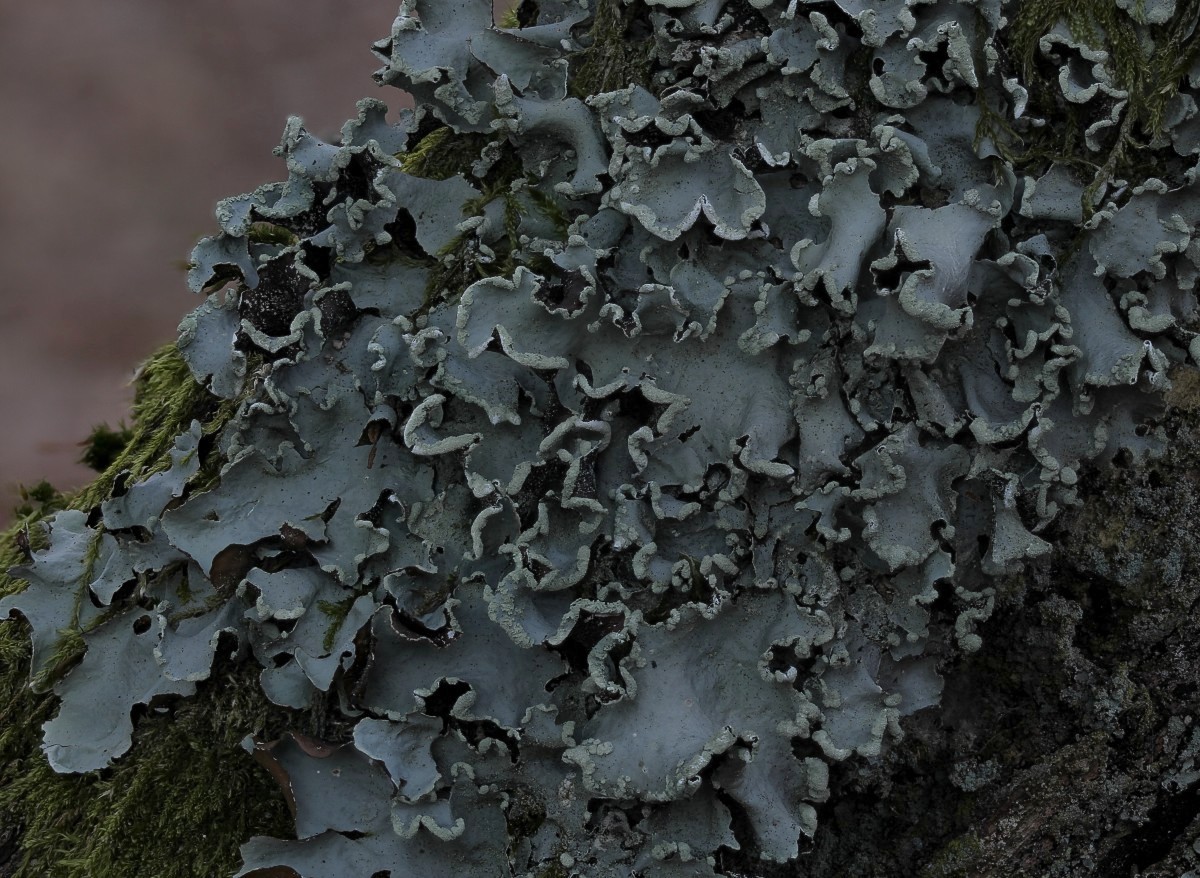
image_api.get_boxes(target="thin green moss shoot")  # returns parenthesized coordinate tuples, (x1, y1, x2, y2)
(0, 343, 288, 878)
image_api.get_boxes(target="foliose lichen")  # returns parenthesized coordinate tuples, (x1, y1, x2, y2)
(3, 0, 1199, 875)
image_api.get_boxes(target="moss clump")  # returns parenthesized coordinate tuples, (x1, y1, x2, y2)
(983, 0, 1200, 218)
(0, 344, 294, 878)
(391, 1, 660, 321)
(68, 344, 236, 513)
(499, 4, 521, 29)
(78, 424, 134, 474)
(245, 221, 299, 248)
(568, 0, 656, 100)
(0, 659, 296, 878)
(316, 596, 357, 653)
(397, 126, 492, 182)
(396, 127, 565, 316)
(8, 481, 65, 525)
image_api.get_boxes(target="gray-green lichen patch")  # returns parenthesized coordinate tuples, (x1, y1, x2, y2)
(3, 0, 1200, 875)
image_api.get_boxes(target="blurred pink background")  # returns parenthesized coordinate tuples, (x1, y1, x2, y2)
(0, 1, 514, 520)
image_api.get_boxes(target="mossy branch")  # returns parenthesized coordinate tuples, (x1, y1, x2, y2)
(0, 342, 285, 878)
(996, 0, 1200, 219)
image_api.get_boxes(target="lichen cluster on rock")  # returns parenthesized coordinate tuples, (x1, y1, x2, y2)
(2, 0, 1200, 876)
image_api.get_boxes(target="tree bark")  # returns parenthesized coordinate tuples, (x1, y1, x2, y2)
(784, 376, 1200, 877)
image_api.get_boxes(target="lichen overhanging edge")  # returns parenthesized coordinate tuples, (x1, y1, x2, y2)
(3, 0, 1200, 875)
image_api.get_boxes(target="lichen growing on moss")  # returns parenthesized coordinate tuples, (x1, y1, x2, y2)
(2, 0, 1200, 876)
(982, 0, 1200, 218)
(0, 346, 295, 878)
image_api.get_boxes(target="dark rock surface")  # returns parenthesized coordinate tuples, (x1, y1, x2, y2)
(772, 373, 1200, 878)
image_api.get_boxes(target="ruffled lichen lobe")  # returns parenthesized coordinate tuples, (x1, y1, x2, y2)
(2, 0, 1200, 876)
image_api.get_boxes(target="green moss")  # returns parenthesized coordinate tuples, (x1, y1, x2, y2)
(920, 833, 986, 877)
(498, 3, 521, 30)
(0, 341, 292, 878)
(24, 626, 86, 697)
(66, 344, 232, 514)
(246, 221, 300, 247)
(397, 127, 560, 315)
(985, 0, 1200, 219)
(0, 661, 296, 878)
(9, 480, 66, 523)
(316, 596, 357, 653)
(1, 527, 296, 878)
(79, 424, 134, 473)
(524, 186, 571, 240)
(568, 0, 656, 100)
(399, 127, 476, 182)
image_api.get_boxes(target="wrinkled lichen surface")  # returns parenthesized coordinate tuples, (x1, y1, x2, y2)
(2, 0, 1200, 876)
